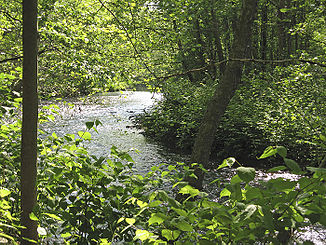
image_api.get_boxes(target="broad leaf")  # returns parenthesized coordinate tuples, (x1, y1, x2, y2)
(237, 167, 255, 183)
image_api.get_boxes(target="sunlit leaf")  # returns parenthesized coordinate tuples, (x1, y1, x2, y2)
(0, 188, 10, 198)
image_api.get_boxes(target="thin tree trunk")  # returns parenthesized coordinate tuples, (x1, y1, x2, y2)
(21, 0, 38, 243)
(189, 0, 258, 189)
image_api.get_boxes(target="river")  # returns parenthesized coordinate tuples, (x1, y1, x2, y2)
(41, 91, 188, 174)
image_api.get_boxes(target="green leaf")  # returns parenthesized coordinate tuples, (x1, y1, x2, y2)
(85, 121, 94, 130)
(172, 208, 187, 217)
(135, 229, 150, 241)
(258, 146, 278, 159)
(126, 218, 136, 225)
(319, 214, 326, 226)
(237, 167, 255, 183)
(61, 232, 72, 238)
(280, 8, 290, 12)
(276, 146, 287, 158)
(148, 200, 162, 207)
(217, 157, 236, 170)
(262, 207, 274, 231)
(162, 229, 173, 241)
(259, 146, 287, 159)
(179, 185, 200, 197)
(220, 188, 231, 198)
(0, 188, 10, 198)
(174, 220, 193, 231)
(148, 213, 166, 225)
(78, 131, 92, 140)
(245, 187, 262, 200)
(29, 213, 39, 221)
(320, 134, 326, 142)
(44, 213, 62, 221)
(284, 158, 301, 173)
(230, 174, 242, 184)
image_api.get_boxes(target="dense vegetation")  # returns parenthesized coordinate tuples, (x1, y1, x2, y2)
(1, 0, 326, 244)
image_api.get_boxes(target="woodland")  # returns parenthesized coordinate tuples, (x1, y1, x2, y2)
(1, 0, 326, 244)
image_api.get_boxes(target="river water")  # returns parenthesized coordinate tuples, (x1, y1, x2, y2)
(41, 91, 188, 174)
(41, 91, 325, 245)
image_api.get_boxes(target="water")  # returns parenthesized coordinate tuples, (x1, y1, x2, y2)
(41, 91, 187, 173)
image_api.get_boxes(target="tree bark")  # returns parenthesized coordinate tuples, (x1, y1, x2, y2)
(189, 0, 258, 189)
(21, 0, 38, 243)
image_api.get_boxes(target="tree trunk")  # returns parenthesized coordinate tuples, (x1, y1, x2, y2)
(21, 0, 38, 243)
(189, 0, 258, 189)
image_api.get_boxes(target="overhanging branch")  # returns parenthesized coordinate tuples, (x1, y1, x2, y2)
(157, 58, 326, 81)
(0, 49, 48, 64)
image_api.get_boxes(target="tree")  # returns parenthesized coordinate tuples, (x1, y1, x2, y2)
(189, 0, 258, 189)
(20, 0, 38, 243)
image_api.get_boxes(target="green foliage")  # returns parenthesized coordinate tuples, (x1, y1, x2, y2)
(138, 63, 326, 167)
(120, 147, 326, 244)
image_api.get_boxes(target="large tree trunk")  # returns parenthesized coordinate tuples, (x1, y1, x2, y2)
(21, 0, 38, 243)
(189, 0, 258, 189)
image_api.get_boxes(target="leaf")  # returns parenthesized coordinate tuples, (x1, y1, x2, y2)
(0, 188, 10, 198)
(276, 146, 287, 158)
(230, 174, 242, 184)
(258, 146, 278, 159)
(217, 157, 236, 170)
(319, 214, 326, 226)
(44, 213, 62, 221)
(162, 229, 181, 241)
(262, 207, 274, 231)
(61, 233, 72, 238)
(179, 185, 200, 197)
(135, 230, 150, 241)
(320, 134, 326, 142)
(237, 167, 255, 183)
(85, 121, 94, 130)
(29, 213, 39, 221)
(220, 188, 231, 198)
(78, 131, 91, 140)
(280, 8, 290, 13)
(162, 229, 173, 241)
(284, 158, 301, 173)
(245, 187, 262, 200)
(148, 213, 166, 225)
(174, 220, 193, 231)
(172, 208, 187, 217)
(126, 218, 136, 225)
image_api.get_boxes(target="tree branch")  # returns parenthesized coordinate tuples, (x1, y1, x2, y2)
(98, 0, 158, 80)
(157, 58, 326, 81)
(0, 49, 48, 64)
